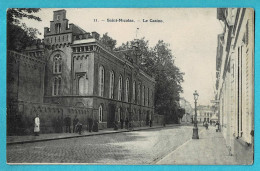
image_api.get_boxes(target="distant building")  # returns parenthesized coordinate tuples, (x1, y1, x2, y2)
(195, 105, 215, 123)
(7, 9, 164, 135)
(216, 8, 254, 164)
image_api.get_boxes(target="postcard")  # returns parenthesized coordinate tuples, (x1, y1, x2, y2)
(6, 8, 254, 165)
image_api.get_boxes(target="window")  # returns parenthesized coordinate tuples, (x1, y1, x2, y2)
(109, 71, 115, 99)
(118, 108, 121, 122)
(151, 91, 154, 106)
(137, 83, 141, 105)
(55, 23, 61, 33)
(78, 76, 88, 95)
(98, 65, 105, 97)
(142, 85, 145, 106)
(133, 81, 136, 103)
(99, 105, 103, 122)
(53, 54, 62, 73)
(57, 15, 60, 20)
(125, 78, 129, 102)
(147, 88, 150, 106)
(53, 77, 61, 95)
(118, 75, 123, 101)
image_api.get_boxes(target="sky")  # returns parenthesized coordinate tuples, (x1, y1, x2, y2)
(21, 8, 223, 106)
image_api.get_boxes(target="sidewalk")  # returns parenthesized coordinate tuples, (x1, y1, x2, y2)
(156, 126, 238, 165)
(7, 124, 179, 145)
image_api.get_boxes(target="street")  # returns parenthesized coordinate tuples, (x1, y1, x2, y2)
(7, 126, 193, 164)
(7, 125, 238, 165)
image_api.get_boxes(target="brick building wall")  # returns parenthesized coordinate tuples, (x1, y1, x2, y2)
(7, 9, 163, 135)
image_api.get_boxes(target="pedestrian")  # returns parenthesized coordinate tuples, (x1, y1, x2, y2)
(125, 117, 129, 129)
(93, 120, 99, 132)
(128, 121, 133, 131)
(205, 121, 208, 130)
(120, 118, 124, 129)
(73, 115, 79, 133)
(215, 121, 220, 132)
(75, 121, 83, 135)
(64, 115, 71, 133)
(34, 114, 40, 136)
(88, 117, 93, 132)
(149, 120, 152, 127)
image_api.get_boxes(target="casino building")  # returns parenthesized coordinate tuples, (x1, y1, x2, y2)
(7, 9, 163, 135)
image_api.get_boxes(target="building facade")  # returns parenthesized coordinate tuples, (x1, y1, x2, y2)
(7, 9, 163, 135)
(196, 105, 215, 123)
(215, 8, 254, 164)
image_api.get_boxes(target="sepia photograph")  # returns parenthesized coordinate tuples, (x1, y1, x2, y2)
(6, 8, 254, 165)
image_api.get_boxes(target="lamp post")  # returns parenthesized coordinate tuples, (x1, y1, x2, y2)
(192, 90, 199, 139)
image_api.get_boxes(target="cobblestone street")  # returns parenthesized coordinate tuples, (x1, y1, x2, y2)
(6, 125, 237, 164)
(7, 126, 193, 164)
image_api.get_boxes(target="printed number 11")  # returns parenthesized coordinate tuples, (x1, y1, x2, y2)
(94, 19, 98, 22)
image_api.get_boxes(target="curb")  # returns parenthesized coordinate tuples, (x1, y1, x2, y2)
(7, 125, 180, 145)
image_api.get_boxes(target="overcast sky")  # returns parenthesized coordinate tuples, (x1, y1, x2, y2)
(21, 8, 223, 106)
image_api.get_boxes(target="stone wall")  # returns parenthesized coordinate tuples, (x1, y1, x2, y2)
(7, 100, 93, 135)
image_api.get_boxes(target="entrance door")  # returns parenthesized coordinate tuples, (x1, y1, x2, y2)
(107, 103, 116, 128)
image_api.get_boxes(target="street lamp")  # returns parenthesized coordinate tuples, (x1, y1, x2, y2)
(192, 90, 199, 139)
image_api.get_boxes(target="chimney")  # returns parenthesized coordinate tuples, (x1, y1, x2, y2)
(85, 32, 91, 38)
(92, 31, 100, 40)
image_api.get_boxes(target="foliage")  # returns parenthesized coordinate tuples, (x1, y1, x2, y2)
(100, 32, 117, 50)
(117, 38, 185, 123)
(7, 8, 41, 51)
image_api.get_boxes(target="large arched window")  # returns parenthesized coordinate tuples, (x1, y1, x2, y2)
(147, 88, 149, 106)
(53, 77, 62, 95)
(118, 107, 121, 122)
(99, 65, 105, 97)
(118, 75, 122, 101)
(137, 83, 141, 105)
(132, 81, 136, 103)
(142, 85, 145, 106)
(109, 71, 115, 99)
(53, 54, 62, 73)
(151, 91, 154, 106)
(125, 78, 129, 102)
(78, 76, 88, 95)
(99, 105, 103, 122)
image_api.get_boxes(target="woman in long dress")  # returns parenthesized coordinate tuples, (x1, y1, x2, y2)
(34, 114, 40, 136)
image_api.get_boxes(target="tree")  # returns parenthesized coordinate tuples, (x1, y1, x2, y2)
(100, 32, 117, 50)
(117, 38, 184, 123)
(7, 8, 42, 51)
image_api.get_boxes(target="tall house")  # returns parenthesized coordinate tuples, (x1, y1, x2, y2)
(215, 8, 254, 164)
